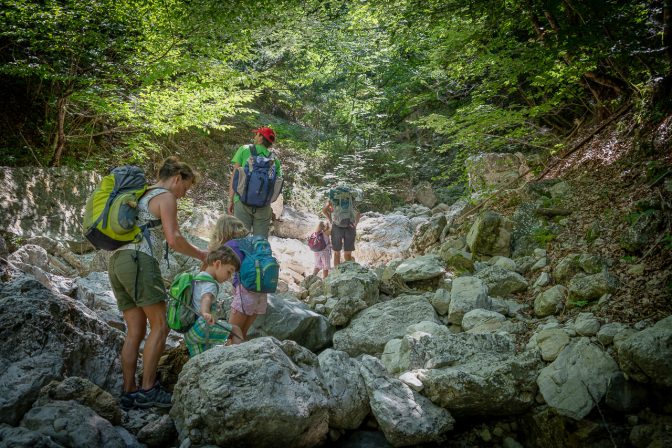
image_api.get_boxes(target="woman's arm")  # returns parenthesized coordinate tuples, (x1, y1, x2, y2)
(228, 162, 241, 214)
(154, 192, 207, 262)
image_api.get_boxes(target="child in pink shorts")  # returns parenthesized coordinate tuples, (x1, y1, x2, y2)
(312, 221, 332, 278)
(208, 215, 268, 341)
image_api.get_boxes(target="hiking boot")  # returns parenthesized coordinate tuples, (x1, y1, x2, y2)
(119, 390, 140, 410)
(133, 383, 172, 408)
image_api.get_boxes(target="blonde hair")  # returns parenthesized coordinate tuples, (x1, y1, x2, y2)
(208, 215, 248, 250)
(206, 245, 241, 269)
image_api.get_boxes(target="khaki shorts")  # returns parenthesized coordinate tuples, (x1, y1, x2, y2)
(109, 250, 166, 311)
(233, 200, 272, 238)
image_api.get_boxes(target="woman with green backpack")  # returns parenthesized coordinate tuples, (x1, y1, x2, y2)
(107, 157, 208, 410)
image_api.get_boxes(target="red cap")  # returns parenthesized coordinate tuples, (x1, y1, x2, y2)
(253, 127, 276, 143)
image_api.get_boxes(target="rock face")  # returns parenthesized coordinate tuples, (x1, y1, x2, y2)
(617, 316, 672, 387)
(170, 338, 329, 448)
(537, 337, 619, 420)
(0, 276, 124, 426)
(466, 152, 530, 193)
(333, 294, 440, 357)
(0, 167, 99, 241)
(360, 355, 454, 447)
(75, 271, 124, 330)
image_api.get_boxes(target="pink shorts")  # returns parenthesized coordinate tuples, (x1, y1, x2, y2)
(231, 284, 268, 316)
(314, 247, 332, 270)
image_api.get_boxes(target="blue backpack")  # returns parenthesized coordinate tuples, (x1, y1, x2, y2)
(236, 236, 279, 293)
(232, 145, 283, 208)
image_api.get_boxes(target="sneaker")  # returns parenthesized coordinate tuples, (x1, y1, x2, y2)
(119, 390, 140, 410)
(133, 383, 172, 408)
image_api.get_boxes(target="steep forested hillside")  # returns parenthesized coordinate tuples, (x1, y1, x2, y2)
(1, 0, 670, 207)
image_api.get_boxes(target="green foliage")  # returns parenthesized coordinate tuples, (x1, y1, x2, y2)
(531, 226, 557, 246)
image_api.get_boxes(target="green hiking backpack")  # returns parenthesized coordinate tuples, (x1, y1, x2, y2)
(329, 185, 360, 227)
(166, 272, 219, 333)
(83, 166, 160, 250)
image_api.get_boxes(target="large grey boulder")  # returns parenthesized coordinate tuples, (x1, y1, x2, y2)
(448, 276, 491, 325)
(355, 213, 423, 266)
(410, 216, 445, 254)
(567, 270, 618, 303)
(466, 211, 513, 257)
(414, 181, 438, 208)
(553, 253, 604, 284)
(75, 272, 124, 330)
(8, 245, 50, 271)
(0, 276, 123, 425)
(318, 349, 370, 430)
(474, 265, 528, 297)
(617, 315, 672, 387)
(170, 338, 329, 448)
(249, 293, 334, 352)
(537, 337, 619, 420)
(34, 377, 121, 426)
(273, 206, 319, 240)
(0, 423, 64, 448)
(533, 285, 567, 317)
(333, 294, 440, 357)
(360, 355, 454, 447)
(391, 330, 541, 416)
(394, 255, 445, 282)
(325, 262, 380, 326)
(21, 400, 125, 448)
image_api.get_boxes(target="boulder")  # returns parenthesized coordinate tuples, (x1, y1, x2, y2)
(448, 276, 491, 325)
(272, 206, 320, 240)
(617, 315, 672, 387)
(249, 293, 334, 352)
(0, 276, 123, 426)
(354, 213, 424, 266)
(360, 355, 454, 447)
(398, 331, 542, 416)
(537, 338, 619, 420)
(572, 312, 601, 336)
(136, 414, 178, 448)
(0, 423, 64, 448)
(553, 253, 604, 284)
(394, 255, 445, 282)
(170, 338, 329, 447)
(410, 215, 445, 254)
(438, 246, 474, 273)
(429, 288, 451, 316)
(534, 285, 567, 317)
(21, 400, 125, 448)
(317, 349, 370, 430)
(474, 265, 528, 297)
(325, 262, 379, 326)
(414, 181, 438, 208)
(466, 211, 513, 257)
(333, 294, 440, 357)
(567, 271, 618, 303)
(462, 309, 506, 332)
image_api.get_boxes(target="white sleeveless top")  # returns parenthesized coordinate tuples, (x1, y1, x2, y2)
(116, 188, 168, 260)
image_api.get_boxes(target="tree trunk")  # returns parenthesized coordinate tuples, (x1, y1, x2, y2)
(49, 95, 68, 167)
(665, 0, 672, 70)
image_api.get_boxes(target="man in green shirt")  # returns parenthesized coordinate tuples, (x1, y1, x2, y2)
(227, 127, 281, 237)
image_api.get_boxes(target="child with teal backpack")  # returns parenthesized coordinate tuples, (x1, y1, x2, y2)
(208, 215, 279, 342)
(183, 245, 244, 357)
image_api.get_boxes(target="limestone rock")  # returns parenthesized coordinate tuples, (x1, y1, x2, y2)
(617, 315, 672, 387)
(466, 211, 513, 257)
(534, 285, 567, 317)
(318, 349, 369, 430)
(475, 265, 528, 297)
(448, 276, 491, 325)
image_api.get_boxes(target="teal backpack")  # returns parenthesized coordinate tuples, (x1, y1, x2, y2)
(166, 272, 218, 333)
(329, 185, 359, 227)
(236, 236, 279, 293)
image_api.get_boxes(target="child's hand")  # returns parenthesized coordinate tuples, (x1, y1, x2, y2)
(202, 312, 215, 325)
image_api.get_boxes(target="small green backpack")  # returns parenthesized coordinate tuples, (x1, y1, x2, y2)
(166, 272, 219, 333)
